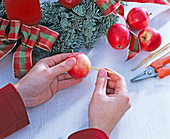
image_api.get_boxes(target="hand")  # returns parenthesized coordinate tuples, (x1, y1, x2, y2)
(88, 68, 131, 136)
(14, 53, 82, 108)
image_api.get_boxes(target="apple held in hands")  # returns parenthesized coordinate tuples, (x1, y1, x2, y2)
(67, 52, 91, 79)
(59, 0, 82, 9)
(127, 7, 150, 30)
(138, 27, 162, 52)
(107, 24, 130, 50)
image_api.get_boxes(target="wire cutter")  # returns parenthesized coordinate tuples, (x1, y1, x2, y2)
(131, 56, 170, 82)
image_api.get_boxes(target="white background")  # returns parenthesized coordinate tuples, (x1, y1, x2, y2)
(0, 1, 170, 139)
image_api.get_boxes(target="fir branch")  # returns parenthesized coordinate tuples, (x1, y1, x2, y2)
(33, 0, 119, 60)
(0, 0, 121, 60)
(0, 0, 7, 19)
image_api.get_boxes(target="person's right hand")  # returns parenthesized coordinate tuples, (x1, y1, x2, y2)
(14, 53, 82, 108)
(88, 68, 131, 136)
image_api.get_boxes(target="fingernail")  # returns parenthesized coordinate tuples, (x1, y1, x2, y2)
(99, 69, 106, 77)
(67, 57, 76, 66)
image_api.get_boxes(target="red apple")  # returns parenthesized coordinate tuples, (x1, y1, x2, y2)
(107, 24, 130, 50)
(127, 7, 150, 30)
(138, 27, 162, 52)
(59, 0, 82, 9)
(67, 52, 91, 79)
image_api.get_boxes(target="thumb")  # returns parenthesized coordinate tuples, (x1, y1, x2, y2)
(48, 57, 76, 78)
(94, 68, 108, 94)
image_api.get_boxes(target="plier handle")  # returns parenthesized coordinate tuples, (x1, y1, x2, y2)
(150, 55, 170, 78)
(131, 56, 170, 82)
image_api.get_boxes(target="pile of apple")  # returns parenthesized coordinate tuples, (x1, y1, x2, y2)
(107, 7, 162, 52)
(65, 7, 162, 80)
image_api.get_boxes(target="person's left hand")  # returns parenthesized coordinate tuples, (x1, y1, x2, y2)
(88, 68, 130, 136)
(14, 53, 82, 107)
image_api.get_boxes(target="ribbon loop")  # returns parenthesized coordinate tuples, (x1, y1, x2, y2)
(13, 25, 59, 78)
(126, 32, 140, 61)
(20, 25, 32, 45)
(0, 20, 21, 60)
(36, 25, 59, 51)
(0, 19, 10, 40)
(13, 26, 40, 78)
(95, 0, 120, 15)
(26, 26, 40, 48)
(8, 20, 21, 40)
(113, 4, 125, 20)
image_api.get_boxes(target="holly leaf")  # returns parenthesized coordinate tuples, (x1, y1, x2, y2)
(126, 32, 140, 61)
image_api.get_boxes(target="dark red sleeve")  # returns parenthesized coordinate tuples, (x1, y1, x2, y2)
(0, 83, 30, 138)
(68, 128, 109, 139)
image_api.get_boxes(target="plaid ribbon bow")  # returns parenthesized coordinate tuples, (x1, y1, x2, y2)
(13, 25, 59, 78)
(0, 18, 59, 78)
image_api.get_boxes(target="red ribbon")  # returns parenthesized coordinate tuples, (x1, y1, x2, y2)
(0, 18, 59, 78)
(0, 19, 20, 60)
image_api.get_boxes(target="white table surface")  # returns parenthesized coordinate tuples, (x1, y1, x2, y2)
(1, 1, 170, 139)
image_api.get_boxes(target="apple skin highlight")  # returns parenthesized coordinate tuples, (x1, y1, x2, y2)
(67, 52, 91, 79)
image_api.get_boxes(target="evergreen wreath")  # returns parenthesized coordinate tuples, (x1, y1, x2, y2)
(0, 0, 120, 60)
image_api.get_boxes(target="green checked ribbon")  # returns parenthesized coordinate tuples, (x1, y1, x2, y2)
(95, 0, 120, 15)
(13, 25, 40, 78)
(0, 17, 59, 79)
(0, 18, 21, 60)
(126, 31, 140, 61)
(13, 24, 59, 78)
(163, 0, 170, 5)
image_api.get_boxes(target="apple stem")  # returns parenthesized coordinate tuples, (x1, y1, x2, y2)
(89, 66, 116, 74)
(148, 13, 152, 17)
(141, 36, 146, 40)
(71, 49, 75, 56)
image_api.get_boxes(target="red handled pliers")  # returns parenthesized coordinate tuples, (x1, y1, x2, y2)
(131, 56, 170, 82)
